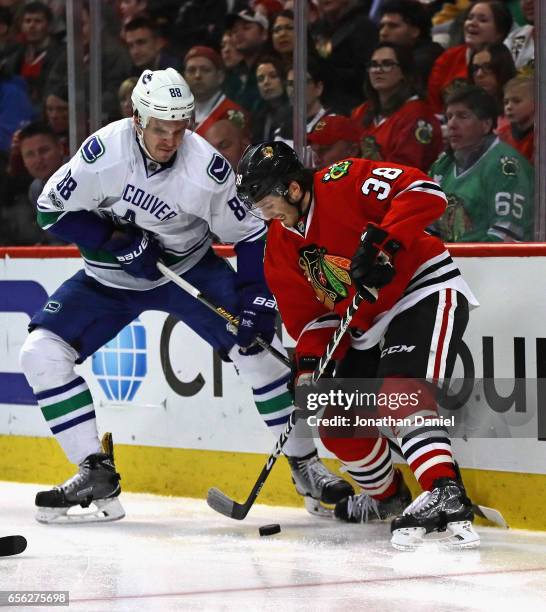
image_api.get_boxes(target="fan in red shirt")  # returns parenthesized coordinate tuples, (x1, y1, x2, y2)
(351, 43, 442, 172)
(236, 141, 481, 550)
(427, 1, 512, 114)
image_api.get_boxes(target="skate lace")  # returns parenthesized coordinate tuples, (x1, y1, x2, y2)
(402, 490, 436, 516)
(347, 493, 381, 523)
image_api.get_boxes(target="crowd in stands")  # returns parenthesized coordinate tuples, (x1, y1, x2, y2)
(0, 0, 537, 246)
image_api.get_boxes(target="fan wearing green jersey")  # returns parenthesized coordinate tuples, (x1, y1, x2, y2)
(429, 85, 533, 242)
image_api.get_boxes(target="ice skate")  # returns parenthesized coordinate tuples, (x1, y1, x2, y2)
(334, 470, 411, 523)
(287, 450, 354, 517)
(390, 477, 479, 550)
(35, 433, 125, 524)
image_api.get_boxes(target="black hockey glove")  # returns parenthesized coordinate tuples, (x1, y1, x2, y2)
(287, 355, 335, 401)
(103, 226, 163, 281)
(350, 224, 401, 291)
(237, 287, 277, 355)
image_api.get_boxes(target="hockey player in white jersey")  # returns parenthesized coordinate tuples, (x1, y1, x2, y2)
(19, 68, 352, 523)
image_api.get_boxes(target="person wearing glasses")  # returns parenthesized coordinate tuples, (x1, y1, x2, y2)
(351, 43, 442, 172)
(468, 42, 516, 123)
(427, 1, 513, 114)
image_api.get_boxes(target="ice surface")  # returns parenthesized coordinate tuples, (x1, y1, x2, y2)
(1, 481, 545, 611)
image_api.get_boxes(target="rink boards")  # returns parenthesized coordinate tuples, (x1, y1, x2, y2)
(1, 245, 545, 529)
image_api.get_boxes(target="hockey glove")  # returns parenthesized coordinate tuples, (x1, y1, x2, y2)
(237, 287, 277, 355)
(350, 223, 401, 291)
(288, 355, 335, 400)
(103, 226, 163, 281)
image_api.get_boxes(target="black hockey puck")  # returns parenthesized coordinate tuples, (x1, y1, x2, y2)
(259, 524, 281, 536)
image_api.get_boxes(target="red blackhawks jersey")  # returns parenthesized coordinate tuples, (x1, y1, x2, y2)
(427, 44, 468, 114)
(351, 97, 443, 172)
(264, 158, 477, 359)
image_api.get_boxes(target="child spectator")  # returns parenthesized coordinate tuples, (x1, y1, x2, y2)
(497, 74, 534, 164)
(118, 76, 139, 118)
(351, 42, 442, 172)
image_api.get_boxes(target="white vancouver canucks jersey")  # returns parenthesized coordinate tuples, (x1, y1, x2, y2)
(37, 119, 266, 290)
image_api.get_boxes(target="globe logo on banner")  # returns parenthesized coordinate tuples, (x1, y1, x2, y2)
(91, 318, 147, 401)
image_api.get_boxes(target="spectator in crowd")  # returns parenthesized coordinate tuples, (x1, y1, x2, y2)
(0, 6, 18, 65)
(497, 74, 534, 164)
(307, 113, 360, 168)
(220, 29, 244, 101)
(203, 116, 251, 170)
(378, 0, 444, 89)
(271, 9, 295, 70)
(124, 16, 179, 74)
(351, 43, 442, 172)
(225, 8, 270, 113)
(118, 0, 148, 32)
(252, 55, 288, 143)
(47, 3, 133, 123)
(252, 0, 284, 21)
(118, 76, 138, 118)
(428, 1, 513, 114)
(183, 45, 249, 138)
(468, 42, 516, 120)
(504, 0, 534, 70)
(0, 122, 64, 245)
(310, 0, 378, 113)
(0, 70, 35, 155)
(2, 1, 63, 113)
(19, 121, 64, 205)
(429, 85, 533, 242)
(274, 57, 330, 165)
(175, 0, 232, 56)
(44, 84, 68, 154)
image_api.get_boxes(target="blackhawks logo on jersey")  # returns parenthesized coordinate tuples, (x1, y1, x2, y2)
(436, 193, 473, 242)
(414, 119, 433, 144)
(500, 155, 519, 176)
(298, 245, 352, 310)
(360, 135, 382, 161)
(322, 160, 352, 183)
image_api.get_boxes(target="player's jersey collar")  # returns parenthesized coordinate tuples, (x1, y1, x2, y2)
(285, 196, 315, 239)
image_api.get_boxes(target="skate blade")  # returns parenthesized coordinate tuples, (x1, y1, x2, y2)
(304, 496, 334, 519)
(391, 521, 480, 551)
(36, 497, 125, 524)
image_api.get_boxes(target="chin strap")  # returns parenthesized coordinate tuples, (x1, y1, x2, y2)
(134, 123, 161, 163)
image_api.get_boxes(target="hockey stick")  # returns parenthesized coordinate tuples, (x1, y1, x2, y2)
(0, 535, 27, 557)
(157, 261, 290, 368)
(207, 286, 378, 520)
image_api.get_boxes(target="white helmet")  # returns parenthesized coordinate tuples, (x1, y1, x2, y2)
(131, 67, 194, 128)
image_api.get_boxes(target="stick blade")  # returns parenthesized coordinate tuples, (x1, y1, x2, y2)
(0, 535, 27, 557)
(474, 504, 508, 528)
(207, 488, 248, 520)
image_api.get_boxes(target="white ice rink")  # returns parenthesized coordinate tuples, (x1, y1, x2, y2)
(1, 481, 546, 611)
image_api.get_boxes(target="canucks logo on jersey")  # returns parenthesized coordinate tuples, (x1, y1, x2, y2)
(298, 245, 352, 310)
(92, 318, 147, 402)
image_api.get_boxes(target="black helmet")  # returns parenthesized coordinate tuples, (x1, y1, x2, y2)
(236, 141, 304, 211)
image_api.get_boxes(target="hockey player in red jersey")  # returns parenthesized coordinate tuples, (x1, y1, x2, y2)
(236, 141, 481, 549)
